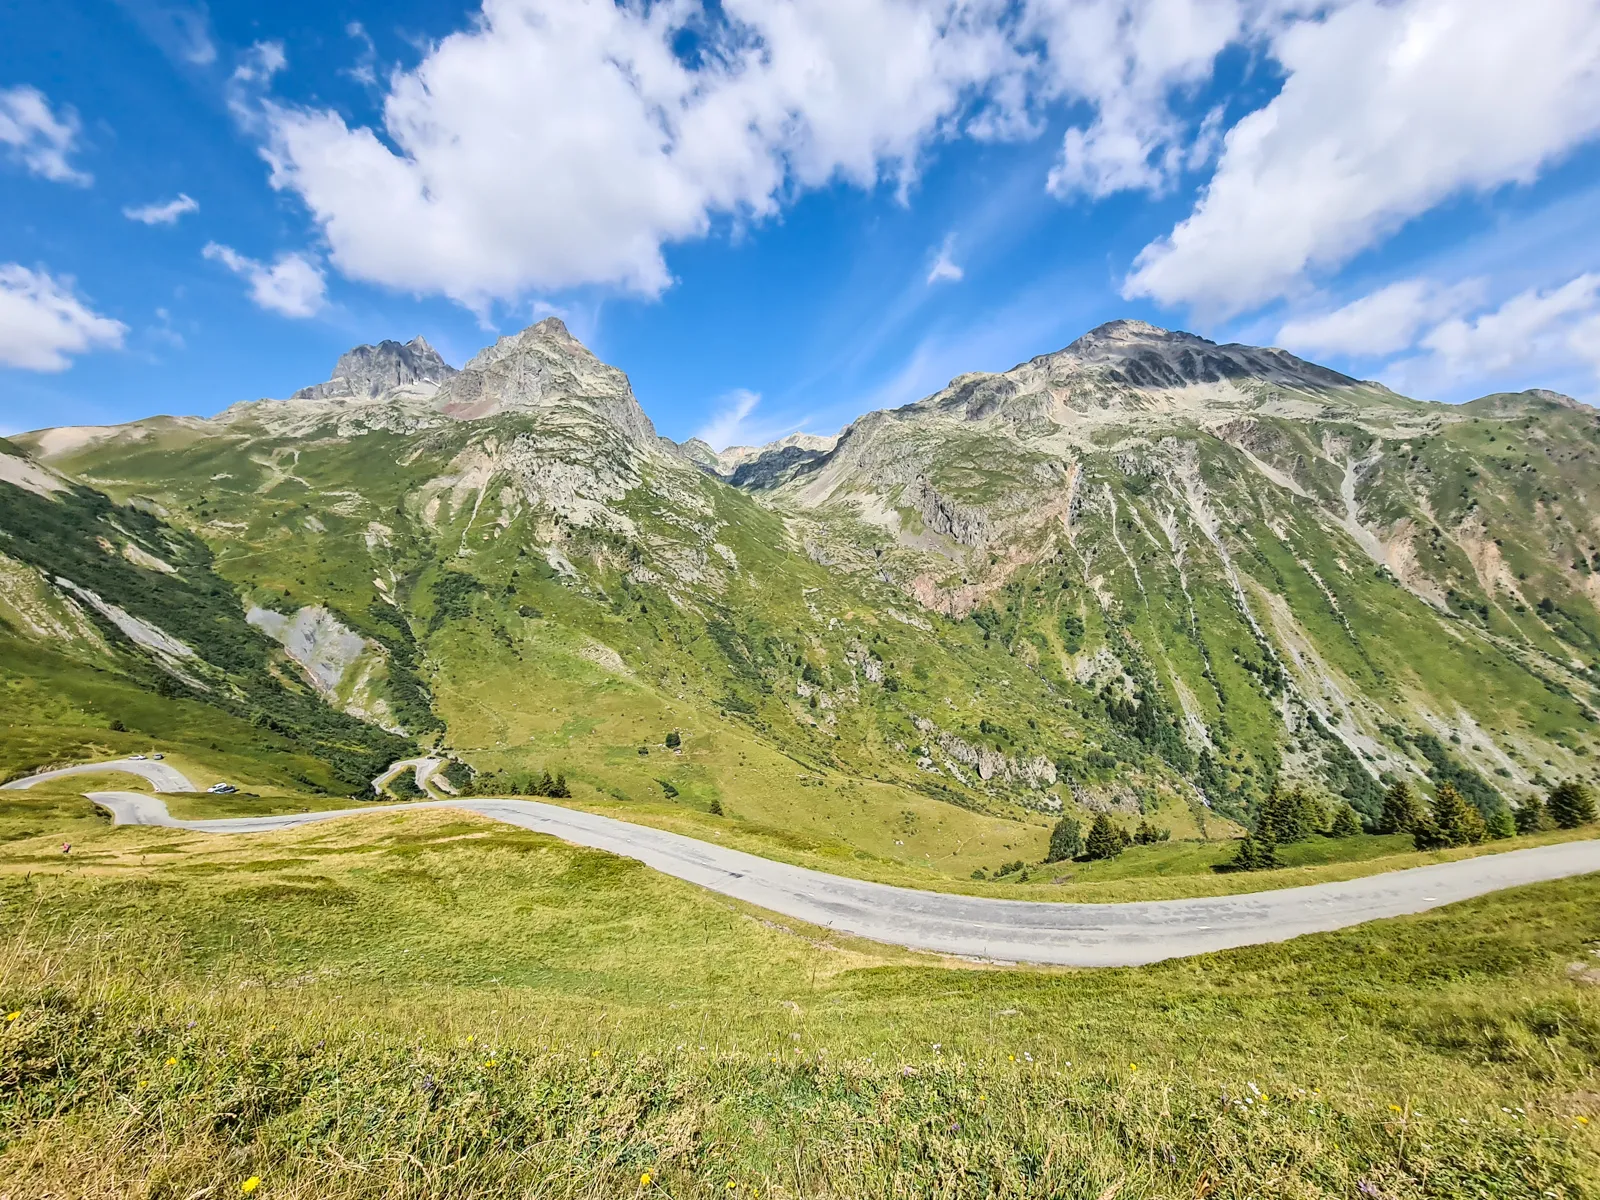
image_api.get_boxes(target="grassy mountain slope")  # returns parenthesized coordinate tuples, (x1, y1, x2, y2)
(0, 441, 412, 793)
(747, 321, 1600, 828)
(0, 800, 1594, 1198)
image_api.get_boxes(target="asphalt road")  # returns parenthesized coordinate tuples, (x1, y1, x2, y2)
(5, 757, 198, 793)
(86, 791, 1600, 967)
(370, 756, 443, 795)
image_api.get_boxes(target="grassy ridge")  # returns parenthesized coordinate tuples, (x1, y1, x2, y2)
(0, 804, 1596, 1197)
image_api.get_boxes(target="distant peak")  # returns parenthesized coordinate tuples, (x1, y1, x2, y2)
(291, 335, 457, 401)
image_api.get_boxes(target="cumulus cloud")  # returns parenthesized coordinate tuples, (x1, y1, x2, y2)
(1277, 278, 1487, 358)
(927, 234, 964, 284)
(255, 0, 1025, 309)
(124, 193, 200, 225)
(0, 85, 90, 185)
(202, 242, 327, 317)
(1126, 0, 1600, 316)
(696, 389, 764, 451)
(1029, 0, 1256, 199)
(1397, 274, 1600, 391)
(0, 265, 127, 370)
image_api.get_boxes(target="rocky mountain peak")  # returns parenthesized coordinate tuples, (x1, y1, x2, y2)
(292, 336, 457, 402)
(1033, 318, 1355, 393)
(438, 317, 659, 449)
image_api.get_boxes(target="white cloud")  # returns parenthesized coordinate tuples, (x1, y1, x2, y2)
(0, 85, 90, 185)
(123, 193, 200, 225)
(1029, 0, 1257, 199)
(254, 0, 1025, 309)
(927, 234, 964, 284)
(1126, 0, 1600, 316)
(202, 242, 327, 317)
(0, 265, 127, 371)
(1277, 278, 1486, 358)
(696, 389, 763, 451)
(1397, 274, 1600, 391)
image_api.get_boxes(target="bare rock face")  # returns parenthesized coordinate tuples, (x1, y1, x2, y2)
(436, 318, 660, 451)
(293, 336, 457, 401)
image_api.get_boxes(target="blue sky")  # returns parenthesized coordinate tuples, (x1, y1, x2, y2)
(3, 0, 1599, 448)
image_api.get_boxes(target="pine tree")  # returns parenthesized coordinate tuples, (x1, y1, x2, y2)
(1257, 783, 1320, 844)
(1428, 783, 1487, 847)
(1547, 780, 1597, 829)
(1085, 813, 1124, 861)
(1485, 806, 1516, 840)
(1134, 819, 1160, 845)
(1220, 832, 1279, 872)
(1047, 816, 1082, 862)
(709, 797, 724, 816)
(1329, 804, 1362, 838)
(1514, 797, 1548, 834)
(1378, 780, 1424, 834)
(552, 773, 570, 799)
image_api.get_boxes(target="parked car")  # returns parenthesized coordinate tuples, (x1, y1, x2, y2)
(151, 753, 164, 760)
(129, 754, 147, 761)
(207, 783, 237, 795)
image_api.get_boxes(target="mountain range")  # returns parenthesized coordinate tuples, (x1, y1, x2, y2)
(3, 315, 1596, 867)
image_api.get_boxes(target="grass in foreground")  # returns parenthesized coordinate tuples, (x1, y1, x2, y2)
(0, 805, 1595, 1198)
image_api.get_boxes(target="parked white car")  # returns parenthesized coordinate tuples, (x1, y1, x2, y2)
(129, 754, 147, 761)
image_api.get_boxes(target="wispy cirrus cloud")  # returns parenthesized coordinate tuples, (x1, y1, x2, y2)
(124, 193, 199, 225)
(0, 85, 90, 185)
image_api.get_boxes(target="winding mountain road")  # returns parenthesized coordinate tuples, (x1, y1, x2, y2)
(86, 790, 1600, 967)
(4, 757, 198, 793)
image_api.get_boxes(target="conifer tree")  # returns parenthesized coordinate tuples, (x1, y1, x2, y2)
(1221, 832, 1279, 872)
(1547, 780, 1597, 829)
(1329, 804, 1362, 838)
(1485, 806, 1515, 840)
(1427, 783, 1487, 848)
(1047, 815, 1082, 862)
(1378, 780, 1424, 834)
(1514, 797, 1548, 834)
(1085, 813, 1124, 860)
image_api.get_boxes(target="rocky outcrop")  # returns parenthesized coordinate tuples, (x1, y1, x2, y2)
(911, 716, 1057, 789)
(293, 336, 456, 401)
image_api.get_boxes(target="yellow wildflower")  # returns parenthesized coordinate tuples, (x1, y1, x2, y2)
(484, 1059, 496, 1068)
(592, 1049, 602, 1058)
(640, 1172, 653, 1187)
(1389, 1104, 1402, 1112)
(1577, 1116, 1590, 1125)
(166, 1057, 178, 1067)
(240, 1178, 261, 1195)
(4, 1012, 18, 1022)
(1129, 1064, 1138, 1072)
(136, 1080, 148, 1089)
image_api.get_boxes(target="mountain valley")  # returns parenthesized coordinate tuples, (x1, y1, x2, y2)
(4, 317, 1598, 878)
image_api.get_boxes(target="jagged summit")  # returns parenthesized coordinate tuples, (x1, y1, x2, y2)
(292, 336, 456, 401)
(437, 317, 659, 448)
